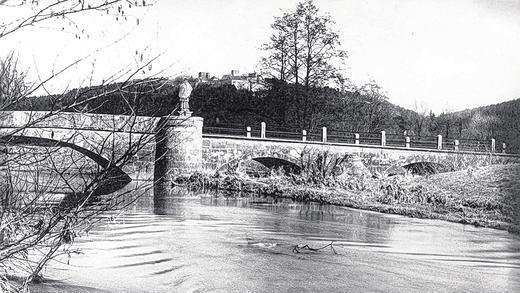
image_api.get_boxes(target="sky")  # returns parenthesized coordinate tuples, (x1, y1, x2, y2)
(2, 0, 520, 113)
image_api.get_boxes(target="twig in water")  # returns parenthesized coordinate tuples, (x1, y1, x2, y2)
(293, 241, 337, 254)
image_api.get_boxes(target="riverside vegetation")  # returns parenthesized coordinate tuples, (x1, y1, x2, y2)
(175, 152, 520, 234)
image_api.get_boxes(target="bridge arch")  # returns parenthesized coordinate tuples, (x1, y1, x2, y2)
(215, 152, 302, 176)
(1, 135, 131, 195)
(252, 157, 301, 174)
(402, 161, 453, 175)
(0, 111, 159, 193)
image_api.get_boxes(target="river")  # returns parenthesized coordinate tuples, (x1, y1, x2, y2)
(35, 193, 520, 293)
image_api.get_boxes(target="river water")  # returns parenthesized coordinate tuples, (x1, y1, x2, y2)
(38, 194, 520, 293)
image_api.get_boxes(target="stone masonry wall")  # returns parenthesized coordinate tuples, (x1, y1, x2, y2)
(201, 136, 520, 174)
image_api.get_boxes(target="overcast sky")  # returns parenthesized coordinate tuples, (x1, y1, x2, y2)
(2, 0, 520, 113)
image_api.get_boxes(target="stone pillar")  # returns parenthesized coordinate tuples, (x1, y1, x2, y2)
(502, 143, 507, 154)
(246, 126, 251, 138)
(154, 116, 203, 200)
(405, 136, 410, 148)
(491, 138, 496, 153)
(322, 127, 327, 143)
(355, 133, 360, 145)
(381, 131, 386, 147)
(302, 130, 307, 142)
(260, 122, 266, 139)
(437, 135, 443, 150)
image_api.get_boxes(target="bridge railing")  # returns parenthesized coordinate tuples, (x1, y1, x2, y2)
(328, 129, 357, 144)
(442, 137, 457, 150)
(202, 122, 508, 154)
(409, 136, 439, 149)
(458, 138, 492, 153)
(358, 132, 381, 146)
(386, 133, 405, 147)
(264, 125, 302, 141)
(202, 123, 246, 136)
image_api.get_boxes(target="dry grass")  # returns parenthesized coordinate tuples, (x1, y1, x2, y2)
(320, 163, 520, 232)
(404, 163, 520, 231)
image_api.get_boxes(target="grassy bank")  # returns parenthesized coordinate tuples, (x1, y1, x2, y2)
(180, 163, 520, 233)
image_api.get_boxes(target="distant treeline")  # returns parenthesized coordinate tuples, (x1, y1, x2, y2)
(433, 100, 520, 153)
(6, 78, 519, 153)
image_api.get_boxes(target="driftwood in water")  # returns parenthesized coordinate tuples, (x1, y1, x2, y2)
(293, 241, 337, 254)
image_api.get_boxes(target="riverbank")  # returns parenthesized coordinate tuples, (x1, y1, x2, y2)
(183, 163, 520, 233)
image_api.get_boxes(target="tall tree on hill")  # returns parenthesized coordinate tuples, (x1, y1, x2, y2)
(261, 16, 292, 82)
(261, 0, 347, 87)
(298, 0, 347, 87)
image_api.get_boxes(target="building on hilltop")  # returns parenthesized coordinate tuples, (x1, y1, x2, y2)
(197, 72, 212, 81)
(194, 72, 219, 89)
(195, 70, 265, 91)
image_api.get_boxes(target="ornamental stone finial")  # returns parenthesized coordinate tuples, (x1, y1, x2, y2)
(178, 80, 193, 117)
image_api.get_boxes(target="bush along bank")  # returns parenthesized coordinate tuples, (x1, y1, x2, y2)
(172, 153, 520, 233)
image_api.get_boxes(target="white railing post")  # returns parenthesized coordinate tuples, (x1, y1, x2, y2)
(437, 135, 443, 150)
(405, 136, 410, 148)
(246, 126, 251, 138)
(381, 131, 386, 147)
(260, 122, 266, 139)
(454, 140, 459, 151)
(502, 143, 507, 154)
(302, 130, 307, 142)
(322, 127, 327, 143)
(491, 138, 496, 153)
(355, 133, 360, 145)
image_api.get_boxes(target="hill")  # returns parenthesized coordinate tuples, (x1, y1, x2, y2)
(434, 98, 520, 153)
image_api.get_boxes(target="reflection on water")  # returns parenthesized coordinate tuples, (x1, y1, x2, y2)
(42, 193, 520, 293)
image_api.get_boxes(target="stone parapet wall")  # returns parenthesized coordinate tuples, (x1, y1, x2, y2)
(0, 111, 159, 133)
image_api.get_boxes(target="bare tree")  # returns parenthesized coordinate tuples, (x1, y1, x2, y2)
(0, 57, 171, 292)
(261, 10, 301, 83)
(261, 0, 347, 87)
(0, 1, 177, 291)
(466, 111, 500, 140)
(0, 0, 151, 39)
(260, 20, 291, 82)
(297, 0, 347, 87)
(412, 100, 430, 137)
(356, 80, 389, 132)
(0, 53, 29, 110)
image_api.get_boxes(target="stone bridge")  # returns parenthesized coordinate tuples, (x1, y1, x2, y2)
(1, 111, 519, 197)
(201, 134, 518, 176)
